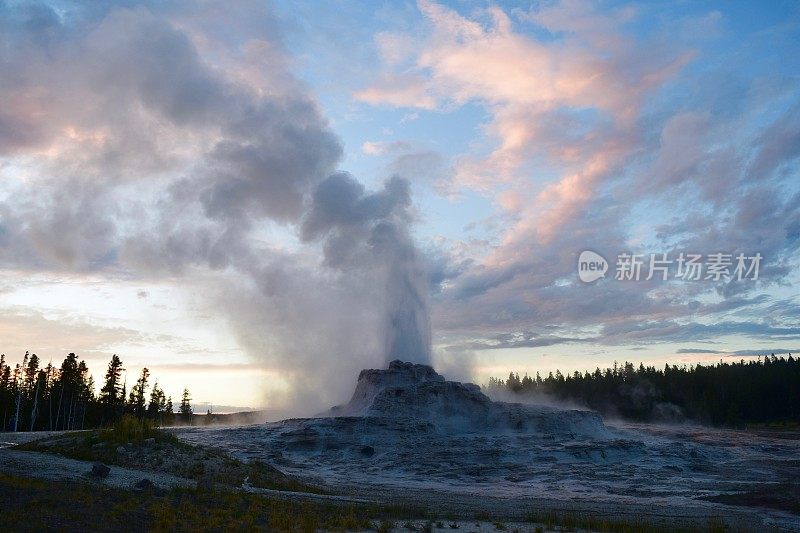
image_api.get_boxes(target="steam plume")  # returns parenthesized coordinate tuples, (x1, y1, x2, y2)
(302, 173, 432, 365)
(0, 1, 431, 414)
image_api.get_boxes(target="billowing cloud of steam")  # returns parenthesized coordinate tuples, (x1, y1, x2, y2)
(0, 1, 430, 414)
(301, 173, 431, 365)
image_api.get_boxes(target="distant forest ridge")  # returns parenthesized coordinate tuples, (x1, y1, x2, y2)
(487, 354, 800, 427)
(0, 352, 196, 432)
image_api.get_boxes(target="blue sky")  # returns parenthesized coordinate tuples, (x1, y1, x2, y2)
(0, 0, 798, 413)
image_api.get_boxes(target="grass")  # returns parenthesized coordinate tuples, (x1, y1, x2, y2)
(19, 416, 185, 463)
(100, 415, 164, 445)
(0, 473, 448, 532)
(0, 472, 371, 532)
(523, 510, 735, 533)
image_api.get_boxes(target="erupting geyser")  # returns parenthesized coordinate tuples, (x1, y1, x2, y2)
(321, 360, 607, 437)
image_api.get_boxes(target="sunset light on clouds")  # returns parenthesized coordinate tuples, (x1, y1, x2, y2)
(1, 0, 799, 415)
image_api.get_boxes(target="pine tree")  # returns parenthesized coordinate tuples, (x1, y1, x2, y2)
(99, 354, 124, 412)
(13, 353, 29, 431)
(51, 353, 91, 431)
(23, 353, 39, 395)
(128, 367, 150, 417)
(28, 367, 46, 431)
(77, 361, 93, 430)
(99, 354, 125, 422)
(147, 381, 167, 423)
(179, 388, 193, 423)
(44, 361, 55, 430)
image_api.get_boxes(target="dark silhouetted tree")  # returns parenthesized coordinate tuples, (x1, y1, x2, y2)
(99, 354, 124, 422)
(128, 367, 150, 417)
(147, 381, 168, 424)
(179, 388, 193, 424)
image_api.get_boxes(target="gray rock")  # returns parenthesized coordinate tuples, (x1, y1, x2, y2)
(87, 462, 110, 478)
(134, 478, 155, 491)
(116, 446, 125, 454)
(360, 445, 375, 457)
(144, 438, 156, 446)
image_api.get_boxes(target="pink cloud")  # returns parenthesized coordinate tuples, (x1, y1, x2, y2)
(354, 73, 437, 110)
(359, 0, 694, 262)
(362, 140, 413, 155)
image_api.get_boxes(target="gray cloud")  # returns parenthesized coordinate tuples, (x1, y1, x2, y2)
(750, 100, 800, 181)
(450, 334, 586, 352)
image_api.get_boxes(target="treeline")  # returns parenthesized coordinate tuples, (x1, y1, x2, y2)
(487, 354, 800, 426)
(0, 351, 195, 432)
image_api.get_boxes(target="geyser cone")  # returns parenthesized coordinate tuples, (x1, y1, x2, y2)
(322, 360, 608, 437)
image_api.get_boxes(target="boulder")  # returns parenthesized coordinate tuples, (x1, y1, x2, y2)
(87, 462, 110, 478)
(134, 478, 155, 491)
(360, 445, 375, 457)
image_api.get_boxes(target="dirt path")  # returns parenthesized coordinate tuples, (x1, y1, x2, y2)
(0, 430, 76, 448)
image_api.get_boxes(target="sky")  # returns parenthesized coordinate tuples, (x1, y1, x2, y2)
(1, 0, 799, 415)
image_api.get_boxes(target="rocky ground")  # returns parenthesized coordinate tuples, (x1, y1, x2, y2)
(176, 361, 800, 532)
(1, 421, 335, 501)
(1, 361, 799, 531)
(2, 420, 799, 531)
(0, 433, 636, 532)
(174, 419, 800, 532)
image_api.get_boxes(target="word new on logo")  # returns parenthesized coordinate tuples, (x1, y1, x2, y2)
(578, 250, 608, 283)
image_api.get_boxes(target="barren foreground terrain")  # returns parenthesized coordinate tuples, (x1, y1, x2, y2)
(2, 421, 799, 531)
(174, 420, 800, 532)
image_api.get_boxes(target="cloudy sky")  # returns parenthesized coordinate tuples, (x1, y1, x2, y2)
(1, 0, 799, 414)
